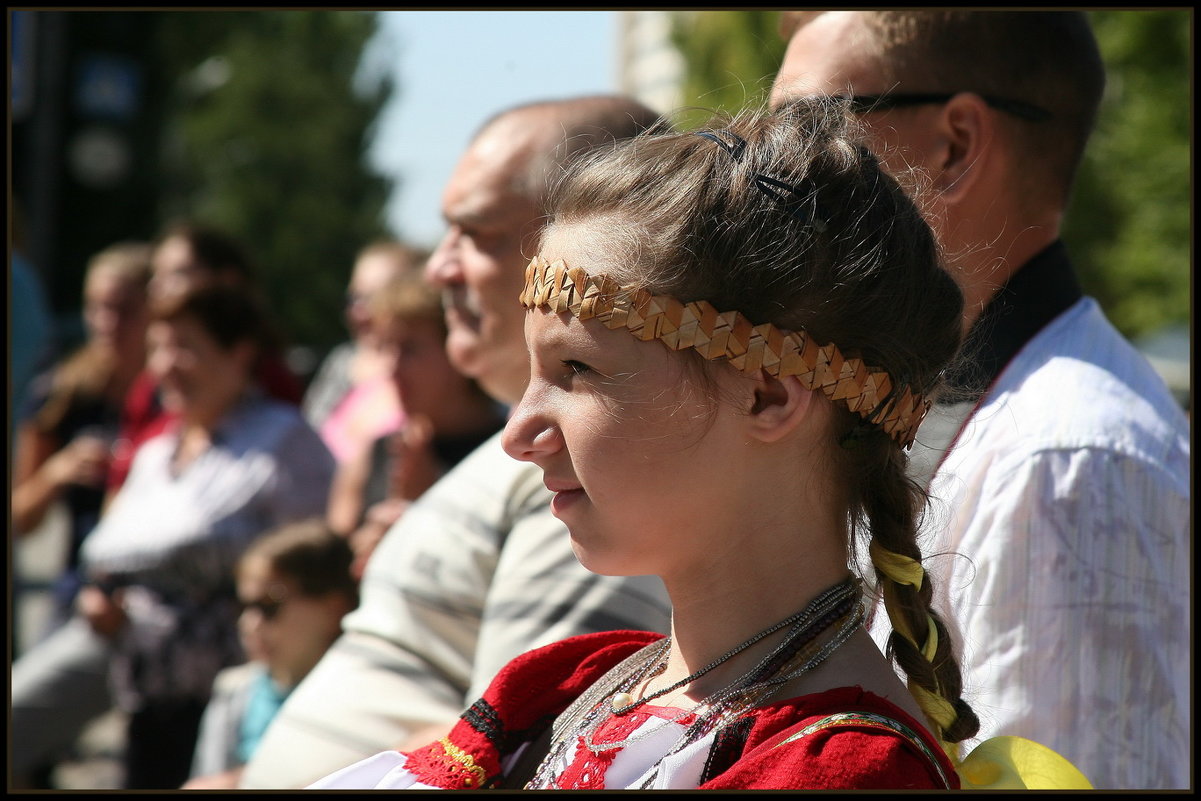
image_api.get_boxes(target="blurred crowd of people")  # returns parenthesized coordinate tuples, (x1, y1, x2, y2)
(10, 216, 504, 789)
(8, 9, 1189, 793)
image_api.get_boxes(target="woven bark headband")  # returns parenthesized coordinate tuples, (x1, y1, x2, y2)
(519, 255, 931, 447)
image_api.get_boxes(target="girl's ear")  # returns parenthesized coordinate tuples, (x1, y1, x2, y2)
(747, 370, 816, 443)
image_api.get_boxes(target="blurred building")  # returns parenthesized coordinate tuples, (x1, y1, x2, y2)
(615, 11, 686, 116)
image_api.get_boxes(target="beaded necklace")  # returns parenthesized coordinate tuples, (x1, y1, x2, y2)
(526, 577, 863, 789)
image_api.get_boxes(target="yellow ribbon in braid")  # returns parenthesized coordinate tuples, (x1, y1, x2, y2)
(869, 540, 925, 587)
(869, 541, 957, 747)
(869, 542, 1093, 788)
(869, 541, 941, 661)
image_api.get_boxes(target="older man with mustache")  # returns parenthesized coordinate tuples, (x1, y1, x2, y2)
(238, 95, 673, 789)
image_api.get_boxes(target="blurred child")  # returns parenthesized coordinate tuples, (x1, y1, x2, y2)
(325, 273, 505, 577)
(303, 240, 426, 464)
(184, 519, 357, 789)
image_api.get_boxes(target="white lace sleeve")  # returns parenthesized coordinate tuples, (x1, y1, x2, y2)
(306, 751, 439, 790)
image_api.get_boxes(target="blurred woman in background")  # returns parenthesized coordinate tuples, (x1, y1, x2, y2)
(106, 220, 303, 494)
(325, 272, 505, 577)
(303, 240, 425, 465)
(12, 284, 335, 790)
(12, 241, 153, 637)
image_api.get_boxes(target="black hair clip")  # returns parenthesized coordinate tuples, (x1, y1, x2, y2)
(695, 129, 828, 233)
(752, 174, 829, 233)
(694, 130, 747, 161)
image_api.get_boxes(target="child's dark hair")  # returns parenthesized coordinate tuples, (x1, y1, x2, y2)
(546, 96, 977, 744)
(240, 518, 358, 605)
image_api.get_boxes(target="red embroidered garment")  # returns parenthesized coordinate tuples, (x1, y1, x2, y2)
(387, 630, 959, 790)
(548, 703, 699, 789)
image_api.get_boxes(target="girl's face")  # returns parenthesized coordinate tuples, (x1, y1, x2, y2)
(501, 230, 751, 579)
(345, 252, 404, 343)
(150, 236, 211, 302)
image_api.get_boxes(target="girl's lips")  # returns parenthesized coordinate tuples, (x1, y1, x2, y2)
(549, 487, 586, 517)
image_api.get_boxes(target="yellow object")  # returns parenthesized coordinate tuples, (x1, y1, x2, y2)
(436, 737, 488, 788)
(956, 736, 1093, 790)
(909, 683, 957, 735)
(869, 540, 926, 588)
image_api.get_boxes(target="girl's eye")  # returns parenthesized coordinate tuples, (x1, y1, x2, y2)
(563, 360, 591, 377)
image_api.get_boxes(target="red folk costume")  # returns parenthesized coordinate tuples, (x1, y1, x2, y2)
(310, 631, 957, 791)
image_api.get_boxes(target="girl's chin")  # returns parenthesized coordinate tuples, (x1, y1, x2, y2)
(568, 536, 643, 578)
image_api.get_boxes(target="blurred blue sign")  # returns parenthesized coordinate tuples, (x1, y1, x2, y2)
(11, 11, 35, 119)
(75, 53, 143, 120)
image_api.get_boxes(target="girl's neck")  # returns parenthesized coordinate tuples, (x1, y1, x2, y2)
(655, 544, 853, 704)
(642, 426, 853, 704)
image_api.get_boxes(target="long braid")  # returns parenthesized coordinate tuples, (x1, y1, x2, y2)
(851, 433, 980, 748)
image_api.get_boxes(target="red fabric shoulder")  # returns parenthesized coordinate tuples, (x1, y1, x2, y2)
(404, 631, 662, 789)
(482, 630, 664, 731)
(702, 687, 959, 790)
(120, 369, 160, 429)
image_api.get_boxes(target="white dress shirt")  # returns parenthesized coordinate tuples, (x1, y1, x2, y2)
(873, 297, 1190, 790)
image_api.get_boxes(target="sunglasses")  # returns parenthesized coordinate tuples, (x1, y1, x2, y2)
(844, 92, 1052, 122)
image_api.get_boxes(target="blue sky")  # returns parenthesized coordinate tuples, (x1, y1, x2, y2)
(363, 10, 618, 249)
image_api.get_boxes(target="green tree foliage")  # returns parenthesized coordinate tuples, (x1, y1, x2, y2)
(668, 11, 788, 129)
(668, 10, 1190, 340)
(155, 10, 393, 350)
(1064, 10, 1190, 339)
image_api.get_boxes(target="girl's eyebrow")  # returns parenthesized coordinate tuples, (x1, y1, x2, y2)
(527, 312, 592, 350)
(529, 320, 634, 383)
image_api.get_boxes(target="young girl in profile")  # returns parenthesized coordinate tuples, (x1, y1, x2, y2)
(308, 97, 1058, 790)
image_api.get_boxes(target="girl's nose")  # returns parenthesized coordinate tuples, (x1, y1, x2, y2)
(501, 387, 563, 464)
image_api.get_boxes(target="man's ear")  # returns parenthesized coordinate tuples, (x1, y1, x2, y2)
(747, 370, 815, 444)
(931, 91, 996, 203)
